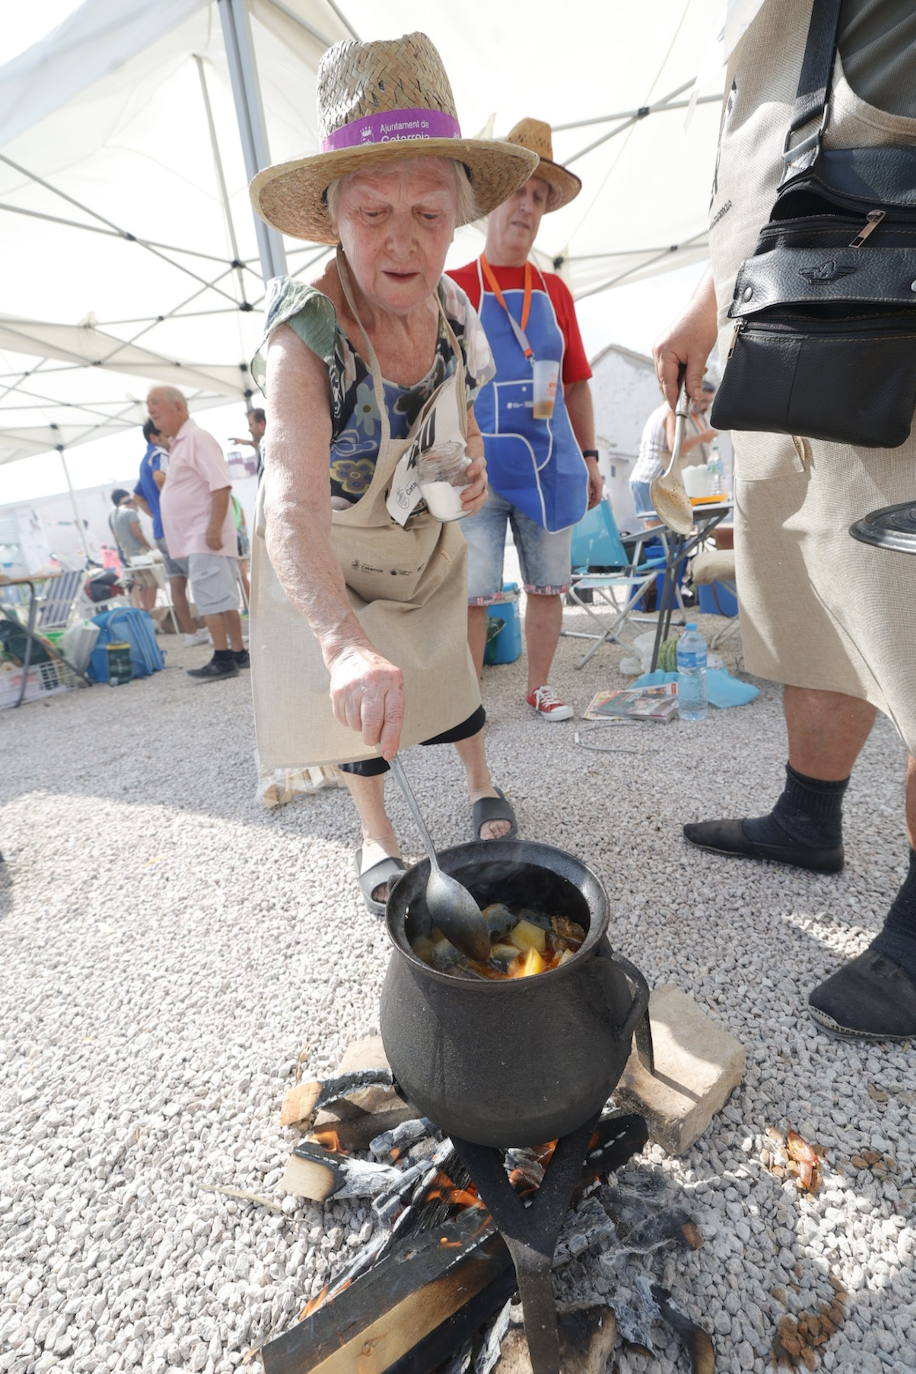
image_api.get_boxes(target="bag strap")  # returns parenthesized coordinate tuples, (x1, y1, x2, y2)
(780, 0, 843, 180)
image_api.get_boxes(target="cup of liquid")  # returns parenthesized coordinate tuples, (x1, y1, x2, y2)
(531, 359, 560, 420)
(417, 442, 471, 521)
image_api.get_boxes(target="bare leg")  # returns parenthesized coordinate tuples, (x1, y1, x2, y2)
(452, 729, 511, 840)
(342, 772, 401, 903)
(784, 685, 876, 779)
(169, 575, 196, 634)
(223, 609, 244, 652)
(467, 605, 488, 679)
(139, 583, 157, 613)
(204, 613, 228, 651)
(524, 591, 563, 694)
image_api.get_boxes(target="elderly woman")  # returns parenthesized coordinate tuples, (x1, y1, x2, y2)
(248, 33, 538, 913)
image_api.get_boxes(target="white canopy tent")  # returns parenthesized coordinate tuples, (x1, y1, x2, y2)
(0, 0, 725, 488)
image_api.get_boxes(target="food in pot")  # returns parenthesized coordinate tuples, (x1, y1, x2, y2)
(410, 903, 586, 979)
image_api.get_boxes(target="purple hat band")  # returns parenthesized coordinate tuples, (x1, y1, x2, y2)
(322, 107, 462, 153)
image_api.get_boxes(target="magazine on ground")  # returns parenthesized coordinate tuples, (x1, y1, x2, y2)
(583, 682, 679, 723)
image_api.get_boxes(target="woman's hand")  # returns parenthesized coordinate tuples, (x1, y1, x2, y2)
(327, 645, 405, 759)
(460, 413, 489, 517)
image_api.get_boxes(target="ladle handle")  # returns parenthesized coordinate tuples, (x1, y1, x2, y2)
(670, 378, 690, 466)
(389, 757, 441, 874)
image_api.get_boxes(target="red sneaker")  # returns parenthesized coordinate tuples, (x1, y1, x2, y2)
(527, 685, 574, 721)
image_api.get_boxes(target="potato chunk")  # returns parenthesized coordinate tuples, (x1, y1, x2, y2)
(506, 919, 547, 954)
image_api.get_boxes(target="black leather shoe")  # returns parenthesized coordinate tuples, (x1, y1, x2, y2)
(809, 949, 916, 1041)
(233, 649, 250, 669)
(187, 656, 239, 681)
(682, 818, 844, 873)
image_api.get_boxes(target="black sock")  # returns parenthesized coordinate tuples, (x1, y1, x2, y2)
(871, 849, 916, 980)
(742, 763, 847, 850)
(213, 648, 235, 662)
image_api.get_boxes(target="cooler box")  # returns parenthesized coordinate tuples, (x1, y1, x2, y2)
(698, 580, 739, 617)
(484, 583, 522, 666)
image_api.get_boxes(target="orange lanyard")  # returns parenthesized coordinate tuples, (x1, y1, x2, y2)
(480, 255, 534, 359)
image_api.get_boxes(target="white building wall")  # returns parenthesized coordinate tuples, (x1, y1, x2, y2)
(589, 343, 660, 531)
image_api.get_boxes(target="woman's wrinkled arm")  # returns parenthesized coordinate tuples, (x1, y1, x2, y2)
(263, 325, 405, 757)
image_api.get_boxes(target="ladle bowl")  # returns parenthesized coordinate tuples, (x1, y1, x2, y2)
(650, 380, 694, 535)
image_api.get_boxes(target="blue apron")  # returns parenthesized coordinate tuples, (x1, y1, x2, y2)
(473, 260, 588, 532)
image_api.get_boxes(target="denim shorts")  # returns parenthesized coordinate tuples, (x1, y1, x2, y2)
(462, 490, 572, 603)
(629, 479, 656, 521)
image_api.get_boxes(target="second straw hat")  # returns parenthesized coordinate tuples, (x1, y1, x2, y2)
(502, 118, 581, 212)
(251, 33, 539, 244)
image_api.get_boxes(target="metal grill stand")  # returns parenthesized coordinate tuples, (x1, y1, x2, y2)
(450, 1112, 648, 1374)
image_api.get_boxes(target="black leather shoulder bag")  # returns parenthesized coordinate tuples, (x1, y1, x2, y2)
(710, 0, 916, 448)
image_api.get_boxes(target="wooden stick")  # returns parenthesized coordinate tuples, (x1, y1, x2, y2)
(368, 1117, 433, 1160)
(280, 1068, 394, 1127)
(281, 1142, 403, 1202)
(261, 1210, 511, 1374)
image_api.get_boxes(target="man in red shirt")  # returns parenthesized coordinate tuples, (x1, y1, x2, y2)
(449, 119, 601, 721)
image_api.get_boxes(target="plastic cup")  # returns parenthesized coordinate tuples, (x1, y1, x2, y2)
(417, 442, 471, 522)
(531, 359, 560, 420)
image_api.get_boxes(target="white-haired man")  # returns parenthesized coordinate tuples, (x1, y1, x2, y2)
(146, 387, 247, 681)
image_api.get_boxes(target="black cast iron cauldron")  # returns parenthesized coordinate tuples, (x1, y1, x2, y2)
(380, 839, 653, 1148)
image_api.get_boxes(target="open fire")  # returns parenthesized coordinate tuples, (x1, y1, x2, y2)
(262, 1059, 715, 1374)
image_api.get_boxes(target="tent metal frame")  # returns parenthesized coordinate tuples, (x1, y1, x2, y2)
(0, 0, 721, 480)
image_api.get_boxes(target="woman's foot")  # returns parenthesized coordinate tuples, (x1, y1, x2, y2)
(469, 788, 518, 841)
(355, 834, 405, 913)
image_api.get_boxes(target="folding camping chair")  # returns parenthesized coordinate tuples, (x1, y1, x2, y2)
(563, 500, 671, 669)
(34, 568, 84, 633)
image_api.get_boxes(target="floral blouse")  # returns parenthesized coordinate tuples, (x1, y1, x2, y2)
(252, 274, 495, 505)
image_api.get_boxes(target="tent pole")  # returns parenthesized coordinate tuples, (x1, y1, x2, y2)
(56, 443, 93, 565)
(194, 54, 249, 306)
(217, 0, 287, 283)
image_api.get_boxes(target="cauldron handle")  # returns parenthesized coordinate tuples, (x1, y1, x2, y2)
(595, 953, 655, 1077)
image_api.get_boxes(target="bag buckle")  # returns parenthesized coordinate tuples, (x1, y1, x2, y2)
(781, 101, 830, 172)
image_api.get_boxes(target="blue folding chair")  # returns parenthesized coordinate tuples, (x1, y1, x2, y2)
(564, 500, 672, 669)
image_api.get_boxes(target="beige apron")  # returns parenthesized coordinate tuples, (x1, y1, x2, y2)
(250, 259, 480, 769)
(710, 0, 916, 751)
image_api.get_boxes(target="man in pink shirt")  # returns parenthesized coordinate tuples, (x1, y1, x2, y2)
(147, 387, 247, 681)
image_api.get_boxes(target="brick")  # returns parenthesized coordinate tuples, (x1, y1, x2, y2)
(613, 984, 746, 1155)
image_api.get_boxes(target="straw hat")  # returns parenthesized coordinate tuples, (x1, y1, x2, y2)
(250, 33, 539, 244)
(502, 118, 581, 212)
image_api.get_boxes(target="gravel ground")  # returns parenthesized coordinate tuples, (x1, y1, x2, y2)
(1, 603, 915, 1374)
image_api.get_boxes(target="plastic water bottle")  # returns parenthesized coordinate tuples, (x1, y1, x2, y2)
(707, 443, 724, 492)
(677, 623, 708, 721)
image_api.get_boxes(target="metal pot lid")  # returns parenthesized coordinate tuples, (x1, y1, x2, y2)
(849, 501, 916, 555)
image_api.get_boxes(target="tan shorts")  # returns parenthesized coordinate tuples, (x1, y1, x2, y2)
(733, 432, 916, 753)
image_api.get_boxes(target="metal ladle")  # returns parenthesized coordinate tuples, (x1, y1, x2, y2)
(389, 756, 491, 962)
(650, 379, 694, 535)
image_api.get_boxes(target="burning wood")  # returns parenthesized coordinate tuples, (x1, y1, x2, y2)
(369, 1116, 434, 1160)
(261, 1209, 512, 1374)
(281, 1140, 404, 1202)
(490, 1301, 618, 1374)
(279, 1067, 394, 1127)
